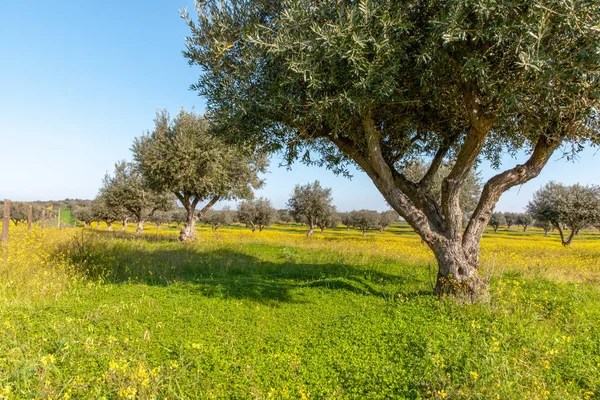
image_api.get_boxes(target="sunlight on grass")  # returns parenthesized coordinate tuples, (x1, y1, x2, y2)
(0, 222, 599, 398)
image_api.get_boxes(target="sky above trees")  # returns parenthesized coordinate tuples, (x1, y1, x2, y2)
(1, 0, 598, 212)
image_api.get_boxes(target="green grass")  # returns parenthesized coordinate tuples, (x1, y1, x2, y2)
(0, 229, 599, 399)
(60, 206, 77, 227)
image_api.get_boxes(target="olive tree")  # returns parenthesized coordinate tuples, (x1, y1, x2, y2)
(533, 219, 553, 236)
(504, 213, 518, 230)
(2, 202, 42, 226)
(378, 210, 399, 232)
(72, 206, 95, 228)
(150, 210, 173, 230)
(316, 206, 341, 233)
(350, 210, 380, 237)
(91, 195, 125, 231)
(277, 209, 294, 225)
(184, 0, 600, 298)
(100, 161, 174, 233)
(237, 198, 277, 232)
(527, 182, 600, 246)
(516, 213, 534, 232)
(201, 210, 233, 231)
(287, 181, 334, 237)
(488, 213, 506, 233)
(132, 109, 265, 240)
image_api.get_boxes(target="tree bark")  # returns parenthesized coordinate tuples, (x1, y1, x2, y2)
(431, 238, 487, 301)
(121, 218, 129, 232)
(136, 220, 144, 234)
(107, 222, 112, 231)
(180, 208, 197, 241)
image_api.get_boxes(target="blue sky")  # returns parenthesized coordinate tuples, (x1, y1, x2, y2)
(1, 1, 598, 212)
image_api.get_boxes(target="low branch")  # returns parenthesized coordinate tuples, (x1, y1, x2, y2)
(198, 196, 220, 217)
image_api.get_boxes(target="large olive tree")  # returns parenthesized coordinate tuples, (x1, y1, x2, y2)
(132, 109, 265, 240)
(183, 0, 599, 298)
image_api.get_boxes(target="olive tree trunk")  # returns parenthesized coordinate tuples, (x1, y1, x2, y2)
(180, 210, 197, 241)
(327, 112, 560, 301)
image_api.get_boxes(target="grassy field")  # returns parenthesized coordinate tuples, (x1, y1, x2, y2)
(0, 222, 599, 399)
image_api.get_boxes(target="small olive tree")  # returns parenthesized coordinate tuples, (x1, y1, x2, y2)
(488, 213, 506, 233)
(504, 213, 518, 230)
(133, 109, 265, 240)
(316, 206, 341, 233)
(287, 181, 334, 237)
(516, 214, 534, 232)
(378, 210, 399, 232)
(237, 198, 277, 232)
(527, 182, 600, 246)
(201, 210, 233, 231)
(350, 210, 380, 237)
(100, 161, 174, 233)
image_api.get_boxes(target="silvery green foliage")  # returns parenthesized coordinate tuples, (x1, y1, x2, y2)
(527, 182, 600, 245)
(378, 210, 399, 231)
(515, 213, 534, 232)
(0, 202, 43, 225)
(99, 161, 174, 228)
(237, 198, 277, 232)
(488, 212, 506, 232)
(287, 181, 335, 234)
(349, 209, 380, 236)
(201, 210, 234, 231)
(132, 109, 266, 214)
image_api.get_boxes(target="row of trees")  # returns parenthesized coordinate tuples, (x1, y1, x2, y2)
(487, 182, 600, 246)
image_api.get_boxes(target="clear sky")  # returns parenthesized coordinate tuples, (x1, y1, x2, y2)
(1, 1, 598, 212)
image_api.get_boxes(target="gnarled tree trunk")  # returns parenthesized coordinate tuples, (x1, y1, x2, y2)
(136, 220, 144, 234)
(121, 218, 129, 232)
(180, 211, 196, 241)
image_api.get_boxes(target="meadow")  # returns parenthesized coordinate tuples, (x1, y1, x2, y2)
(0, 222, 599, 399)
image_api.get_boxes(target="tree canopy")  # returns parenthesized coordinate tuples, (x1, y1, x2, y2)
(287, 181, 334, 236)
(132, 109, 265, 240)
(100, 161, 173, 233)
(527, 182, 600, 245)
(184, 0, 600, 299)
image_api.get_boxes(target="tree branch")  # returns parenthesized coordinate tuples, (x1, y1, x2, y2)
(198, 195, 220, 217)
(463, 134, 561, 253)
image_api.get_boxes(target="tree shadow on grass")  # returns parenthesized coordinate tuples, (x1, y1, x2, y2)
(66, 234, 431, 305)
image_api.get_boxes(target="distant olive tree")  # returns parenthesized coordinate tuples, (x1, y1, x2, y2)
(527, 182, 600, 246)
(277, 209, 294, 225)
(316, 206, 341, 233)
(349, 210, 380, 237)
(533, 219, 553, 236)
(72, 206, 95, 228)
(287, 181, 334, 237)
(488, 213, 506, 233)
(132, 109, 265, 240)
(100, 161, 174, 233)
(378, 210, 399, 232)
(201, 210, 233, 231)
(516, 214, 534, 232)
(504, 213, 518, 230)
(237, 198, 277, 232)
(2, 202, 42, 226)
(91, 195, 123, 231)
(340, 212, 353, 230)
(150, 210, 173, 230)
